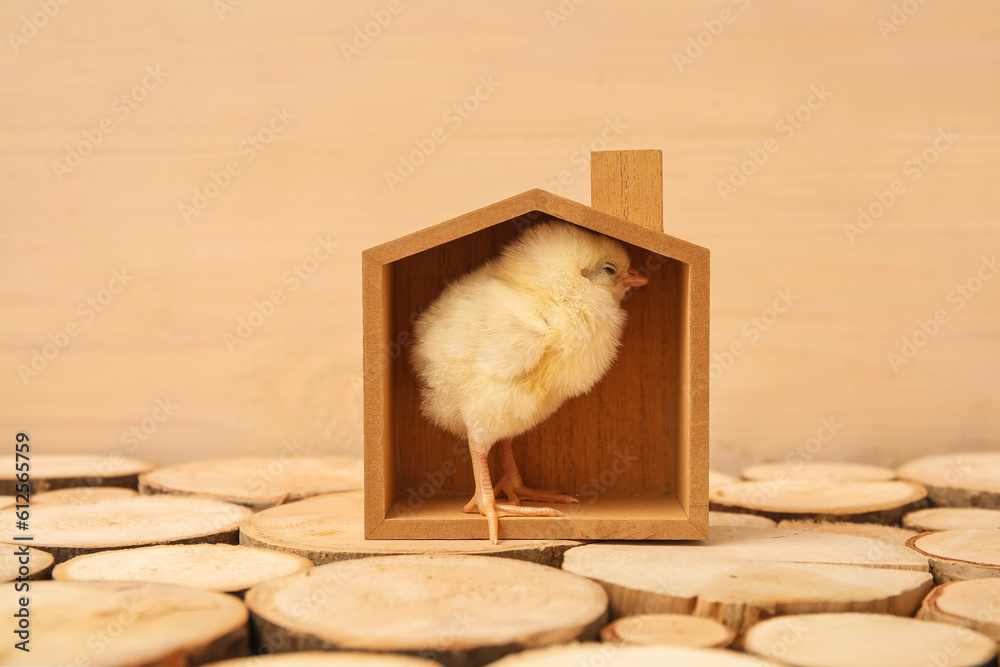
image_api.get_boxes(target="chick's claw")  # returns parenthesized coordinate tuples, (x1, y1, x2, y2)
(495, 476, 580, 506)
(494, 438, 579, 506)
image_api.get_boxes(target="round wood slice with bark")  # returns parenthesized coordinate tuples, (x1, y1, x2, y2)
(898, 452, 1000, 508)
(744, 613, 998, 667)
(918, 578, 1000, 642)
(0, 495, 252, 563)
(240, 490, 580, 566)
(29, 486, 138, 505)
(904, 507, 1000, 532)
(709, 480, 927, 524)
(139, 456, 363, 510)
(741, 461, 896, 482)
(562, 527, 932, 639)
(0, 580, 248, 666)
(486, 643, 782, 666)
(907, 528, 1000, 583)
(0, 487, 137, 509)
(54, 543, 313, 595)
(0, 454, 154, 494)
(777, 519, 918, 546)
(600, 613, 735, 648)
(245, 554, 608, 667)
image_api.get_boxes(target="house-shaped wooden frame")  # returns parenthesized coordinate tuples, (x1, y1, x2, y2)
(363, 150, 709, 541)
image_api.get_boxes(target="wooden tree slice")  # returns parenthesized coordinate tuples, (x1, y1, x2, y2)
(0, 547, 53, 581)
(918, 578, 1000, 641)
(0, 580, 247, 666)
(709, 480, 927, 524)
(206, 652, 444, 666)
(578, 525, 933, 571)
(0, 488, 137, 509)
(53, 543, 313, 595)
(32, 486, 138, 505)
(486, 643, 782, 666)
(907, 529, 1000, 583)
(139, 456, 363, 509)
(0, 454, 154, 494)
(245, 554, 608, 666)
(898, 452, 1000, 508)
(744, 613, 998, 667)
(562, 527, 932, 637)
(709, 470, 740, 489)
(904, 507, 1000, 532)
(240, 490, 580, 566)
(710, 511, 776, 527)
(0, 496, 252, 563)
(777, 519, 918, 547)
(742, 461, 897, 482)
(600, 613, 735, 648)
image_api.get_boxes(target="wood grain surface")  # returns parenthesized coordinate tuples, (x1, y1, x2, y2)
(918, 578, 1000, 642)
(744, 613, 998, 667)
(239, 489, 582, 565)
(1, 1, 998, 470)
(246, 554, 608, 665)
(53, 543, 314, 595)
(0, 581, 248, 666)
(0, 495, 252, 563)
(562, 527, 933, 637)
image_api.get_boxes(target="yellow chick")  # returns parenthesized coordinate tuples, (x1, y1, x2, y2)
(410, 221, 649, 543)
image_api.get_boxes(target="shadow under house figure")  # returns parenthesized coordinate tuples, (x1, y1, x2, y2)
(410, 221, 649, 543)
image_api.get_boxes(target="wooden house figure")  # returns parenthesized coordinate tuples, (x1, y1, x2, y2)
(363, 150, 709, 541)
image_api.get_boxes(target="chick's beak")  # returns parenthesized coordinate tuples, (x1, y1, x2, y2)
(622, 267, 649, 288)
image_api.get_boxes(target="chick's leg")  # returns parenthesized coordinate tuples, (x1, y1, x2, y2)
(462, 439, 562, 544)
(495, 439, 580, 506)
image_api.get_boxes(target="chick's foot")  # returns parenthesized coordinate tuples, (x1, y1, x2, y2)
(494, 475, 580, 506)
(495, 438, 580, 506)
(462, 492, 563, 545)
(465, 438, 565, 544)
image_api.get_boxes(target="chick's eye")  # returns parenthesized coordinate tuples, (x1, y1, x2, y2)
(603, 266, 616, 276)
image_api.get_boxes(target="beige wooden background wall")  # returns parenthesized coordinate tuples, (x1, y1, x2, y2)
(2, 0, 997, 473)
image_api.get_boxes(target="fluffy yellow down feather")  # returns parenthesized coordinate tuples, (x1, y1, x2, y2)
(414, 221, 640, 442)
(410, 220, 648, 541)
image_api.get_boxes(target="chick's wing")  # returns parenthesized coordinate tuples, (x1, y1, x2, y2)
(470, 283, 551, 381)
